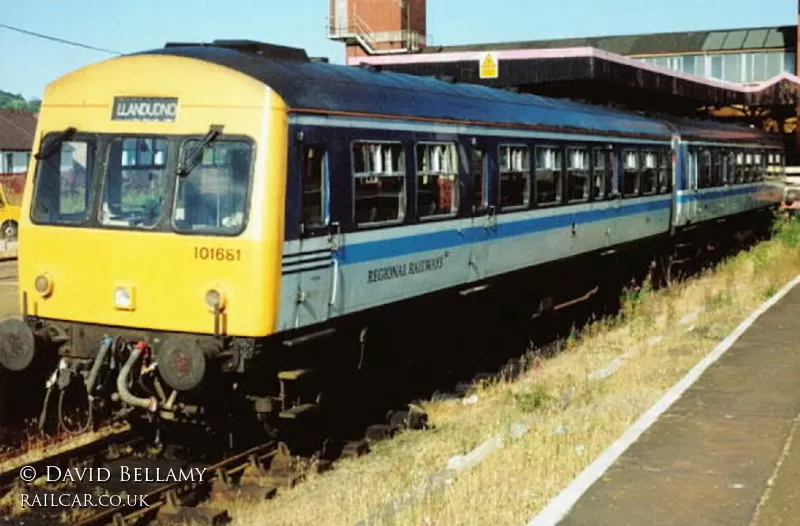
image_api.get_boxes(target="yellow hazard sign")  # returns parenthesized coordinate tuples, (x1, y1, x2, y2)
(479, 52, 499, 79)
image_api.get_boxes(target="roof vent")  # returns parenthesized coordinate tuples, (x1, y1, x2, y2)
(164, 40, 309, 62)
(310, 57, 329, 63)
(358, 63, 382, 72)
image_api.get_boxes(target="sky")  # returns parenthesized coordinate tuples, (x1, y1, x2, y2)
(0, 0, 796, 100)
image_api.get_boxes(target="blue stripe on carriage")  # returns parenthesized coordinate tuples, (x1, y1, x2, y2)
(677, 184, 767, 202)
(335, 196, 673, 265)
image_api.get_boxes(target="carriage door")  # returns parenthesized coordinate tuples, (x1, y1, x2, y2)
(295, 142, 339, 327)
(467, 142, 495, 282)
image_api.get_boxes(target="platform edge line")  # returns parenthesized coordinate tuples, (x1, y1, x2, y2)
(525, 273, 800, 526)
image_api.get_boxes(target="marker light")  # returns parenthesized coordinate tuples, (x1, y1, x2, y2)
(114, 287, 132, 310)
(205, 289, 225, 311)
(34, 274, 53, 297)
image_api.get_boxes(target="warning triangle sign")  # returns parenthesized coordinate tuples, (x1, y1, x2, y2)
(479, 52, 499, 79)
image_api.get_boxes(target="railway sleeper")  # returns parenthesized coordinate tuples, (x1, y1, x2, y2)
(152, 489, 230, 526)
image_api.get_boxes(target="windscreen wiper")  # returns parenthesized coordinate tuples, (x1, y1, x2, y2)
(34, 127, 77, 160)
(177, 124, 224, 177)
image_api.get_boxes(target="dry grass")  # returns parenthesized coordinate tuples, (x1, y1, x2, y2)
(221, 218, 800, 526)
(0, 422, 130, 475)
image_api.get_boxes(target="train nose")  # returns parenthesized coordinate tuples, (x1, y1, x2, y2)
(0, 318, 36, 372)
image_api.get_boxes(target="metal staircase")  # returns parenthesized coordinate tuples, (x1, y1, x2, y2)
(327, 12, 426, 55)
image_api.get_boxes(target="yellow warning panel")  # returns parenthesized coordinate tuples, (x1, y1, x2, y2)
(479, 52, 499, 79)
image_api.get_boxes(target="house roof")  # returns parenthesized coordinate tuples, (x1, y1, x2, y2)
(0, 109, 37, 151)
(420, 25, 797, 57)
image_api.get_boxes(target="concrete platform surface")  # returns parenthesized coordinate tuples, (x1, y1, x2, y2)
(558, 282, 800, 526)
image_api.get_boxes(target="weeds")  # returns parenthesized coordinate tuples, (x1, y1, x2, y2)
(228, 218, 800, 526)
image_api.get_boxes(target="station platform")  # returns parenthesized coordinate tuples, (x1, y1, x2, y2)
(555, 281, 800, 526)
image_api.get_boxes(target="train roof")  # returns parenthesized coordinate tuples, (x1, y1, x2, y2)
(133, 41, 779, 146)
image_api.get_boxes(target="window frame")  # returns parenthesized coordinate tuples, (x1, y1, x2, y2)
(498, 143, 532, 212)
(640, 149, 659, 196)
(566, 146, 591, 204)
(533, 144, 563, 207)
(98, 135, 172, 231)
(30, 132, 98, 227)
(621, 148, 642, 198)
(170, 135, 256, 237)
(414, 141, 460, 221)
(299, 143, 330, 235)
(471, 147, 489, 215)
(350, 140, 408, 229)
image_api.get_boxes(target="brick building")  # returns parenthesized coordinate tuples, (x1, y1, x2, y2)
(328, 0, 800, 164)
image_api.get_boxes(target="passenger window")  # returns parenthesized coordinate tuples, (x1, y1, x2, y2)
(566, 148, 590, 202)
(32, 139, 95, 225)
(734, 152, 745, 183)
(101, 137, 169, 228)
(745, 153, 754, 182)
(657, 151, 672, 193)
(499, 145, 531, 209)
(301, 145, 327, 230)
(352, 142, 406, 226)
(471, 149, 487, 213)
(754, 153, 765, 182)
(592, 150, 612, 200)
(641, 151, 657, 195)
(711, 150, 724, 187)
(535, 147, 562, 205)
(622, 150, 640, 197)
(416, 143, 458, 218)
(698, 150, 712, 188)
(173, 141, 251, 234)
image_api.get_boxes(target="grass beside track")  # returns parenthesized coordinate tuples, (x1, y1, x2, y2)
(205, 218, 800, 525)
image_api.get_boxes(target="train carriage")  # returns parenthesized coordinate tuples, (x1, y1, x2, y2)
(0, 40, 784, 435)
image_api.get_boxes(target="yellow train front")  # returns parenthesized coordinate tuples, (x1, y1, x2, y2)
(0, 42, 293, 435)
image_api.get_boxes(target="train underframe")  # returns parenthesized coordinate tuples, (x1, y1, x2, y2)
(0, 207, 776, 448)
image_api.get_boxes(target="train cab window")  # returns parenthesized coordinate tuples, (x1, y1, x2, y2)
(697, 150, 712, 188)
(416, 143, 458, 219)
(592, 149, 614, 199)
(535, 146, 561, 205)
(100, 138, 169, 229)
(301, 145, 328, 231)
(352, 142, 406, 227)
(499, 145, 531, 209)
(471, 149, 488, 213)
(173, 140, 252, 235)
(566, 148, 590, 203)
(711, 150, 724, 187)
(657, 151, 672, 193)
(622, 150, 640, 197)
(32, 138, 95, 225)
(641, 151, 657, 195)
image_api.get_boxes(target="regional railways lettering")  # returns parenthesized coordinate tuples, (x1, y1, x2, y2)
(367, 255, 445, 284)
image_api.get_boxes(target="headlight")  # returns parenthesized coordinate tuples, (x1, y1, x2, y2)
(114, 287, 132, 309)
(34, 274, 53, 297)
(205, 289, 225, 311)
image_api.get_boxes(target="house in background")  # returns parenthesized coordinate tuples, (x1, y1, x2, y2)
(0, 108, 37, 206)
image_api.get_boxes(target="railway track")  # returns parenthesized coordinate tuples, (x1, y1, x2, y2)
(0, 408, 421, 526)
(0, 226, 770, 526)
